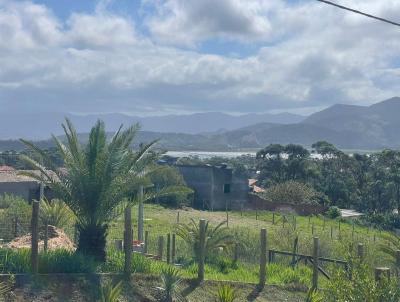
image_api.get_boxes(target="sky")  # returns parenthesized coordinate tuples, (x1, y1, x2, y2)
(1, 0, 400, 116)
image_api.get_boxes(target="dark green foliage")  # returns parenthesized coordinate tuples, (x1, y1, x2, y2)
(255, 142, 400, 216)
(76, 223, 108, 262)
(39, 250, 98, 273)
(0, 248, 98, 273)
(149, 166, 191, 208)
(160, 267, 182, 302)
(326, 206, 341, 219)
(360, 212, 400, 230)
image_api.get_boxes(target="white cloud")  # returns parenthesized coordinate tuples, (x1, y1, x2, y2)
(144, 0, 277, 46)
(0, 0, 400, 115)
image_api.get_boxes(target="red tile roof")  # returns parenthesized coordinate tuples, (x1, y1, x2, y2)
(0, 165, 15, 172)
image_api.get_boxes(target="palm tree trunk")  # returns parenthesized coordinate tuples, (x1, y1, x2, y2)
(76, 223, 107, 261)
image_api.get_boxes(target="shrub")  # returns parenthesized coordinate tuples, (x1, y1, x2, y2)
(260, 181, 329, 205)
(39, 249, 98, 273)
(326, 206, 341, 219)
(216, 284, 236, 302)
(99, 280, 122, 302)
(0, 196, 31, 241)
(0, 248, 98, 274)
(160, 267, 182, 302)
(325, 256, 400, 302)
(0, 248, 31, 273)
(101, 249, 151, 273)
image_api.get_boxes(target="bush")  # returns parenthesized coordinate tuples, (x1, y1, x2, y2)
(360, 212, 400, 230)
(39, 249, 98, 273)
(326, 206, 341, 219)
(149, 166, 192, 208)
(325, 258, 400, 302)
(0, 248, 98, 273)
(260, 181, 330, 205)
(216, 284, 237, 302)
(0, 195, 31, 241)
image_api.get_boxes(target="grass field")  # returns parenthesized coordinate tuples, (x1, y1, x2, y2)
(105, 204, 396, 286)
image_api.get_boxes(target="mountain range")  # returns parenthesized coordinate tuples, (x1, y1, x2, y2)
(1, 97, 400, 151)
(0, 111, 304, 140)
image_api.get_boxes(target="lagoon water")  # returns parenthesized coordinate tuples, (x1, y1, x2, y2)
(165, 151, 256, 159)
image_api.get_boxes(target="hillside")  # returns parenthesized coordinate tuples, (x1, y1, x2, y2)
(1, 97, 399, 151)
(0, 111, 305, 140)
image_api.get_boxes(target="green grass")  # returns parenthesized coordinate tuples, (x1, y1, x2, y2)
(0, 203, 396, 292)
(107, 204, 395, 267)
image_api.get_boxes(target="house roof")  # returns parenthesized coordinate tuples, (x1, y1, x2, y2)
(0, 165, 15, 172)
(0, 170, 58, 183)
(0, 171, 38, 183)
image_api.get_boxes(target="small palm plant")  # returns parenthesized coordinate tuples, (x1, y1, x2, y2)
(0, 281, 12, 302)
(99, 280, 122, 302)
(176, 219, 232, 281)
(159, 267, 183, 302)
(39, 198, 74, 228)
(305, 288, 323, 302)
(216, 284, 236, 302)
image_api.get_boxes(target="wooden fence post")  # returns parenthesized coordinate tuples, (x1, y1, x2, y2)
(157, 236, 164, 261)
(225, 201, 229, 227)
(357, 243, 364, 260)
(395, 250, 400, 277)
(234, 243, 239, 262)
(330, 226, 333, 239)
(44, 221, 48, 252)
(124, 205, 133, 274)
(259, 228, 267, 288)
(256, 210, 258, 220)
(198, 219, 206, 282)
(177, 211, 180, 224)
(31, 200, 39, 274)
(167, 233, 171, 264)
(312, 237, 319, 289)
(114, 239, 123, 251)
(144, 230, 149, 254)
(272, 213, 275, 225)
(138, 186, 144, 242)
(13, 216, 18, 238)
(171, 233, 176, 264)
(375, 267, 390, 282)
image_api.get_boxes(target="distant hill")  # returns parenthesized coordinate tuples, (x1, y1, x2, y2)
(1, 97, 399, 151)
(302, 97, 400, 149)
(0, 111, 305, 140)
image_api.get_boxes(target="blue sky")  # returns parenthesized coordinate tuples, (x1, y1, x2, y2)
(1, 0, 400, 116)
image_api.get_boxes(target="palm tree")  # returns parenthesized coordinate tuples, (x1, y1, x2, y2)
(175, 219, 232, 265)
(21, 119, 157, 261)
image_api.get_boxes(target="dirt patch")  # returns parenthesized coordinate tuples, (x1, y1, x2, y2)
(5, 225, 75, 251)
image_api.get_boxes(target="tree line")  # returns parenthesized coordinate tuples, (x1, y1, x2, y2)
(256, 141, 400, 214)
